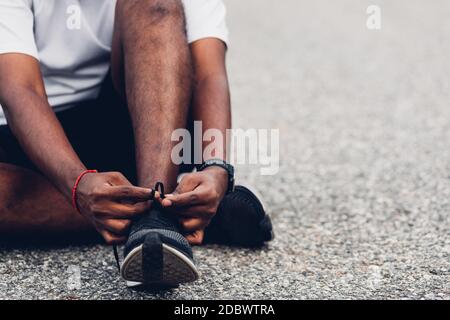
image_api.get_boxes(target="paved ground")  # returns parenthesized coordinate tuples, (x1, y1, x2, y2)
(1, 0, 449, 299)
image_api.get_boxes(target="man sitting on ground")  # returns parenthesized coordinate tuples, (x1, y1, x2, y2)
(0, 0, 273, 286)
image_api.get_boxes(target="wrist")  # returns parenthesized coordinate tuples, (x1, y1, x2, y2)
(62, 166, 88, 196)
(203, 165, 228, 177)
(198, 159, 235, 194)
(203, 166, 229, 194)
(71, 169, 98, 213)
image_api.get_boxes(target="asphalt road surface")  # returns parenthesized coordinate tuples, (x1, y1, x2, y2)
(1, 0, 449, 299)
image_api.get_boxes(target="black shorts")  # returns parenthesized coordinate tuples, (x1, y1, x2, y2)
(0, 75, 138, 183)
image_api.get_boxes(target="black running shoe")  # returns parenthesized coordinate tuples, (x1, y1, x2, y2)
(120, 204, 199, 287)
(204, 185, 274, 247)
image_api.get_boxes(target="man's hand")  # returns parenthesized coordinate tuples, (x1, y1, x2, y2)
(76, 172, 153, 244)
(160, 167, 228, 244)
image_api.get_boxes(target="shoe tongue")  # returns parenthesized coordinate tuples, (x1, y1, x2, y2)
(130, 204, 180, 234)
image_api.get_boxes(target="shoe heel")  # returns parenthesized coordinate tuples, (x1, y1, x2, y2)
(122, 229, 199, 287)
(142, 232, 163, 283)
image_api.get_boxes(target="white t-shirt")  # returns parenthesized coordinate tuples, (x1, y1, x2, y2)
(0, 0, 228, 125)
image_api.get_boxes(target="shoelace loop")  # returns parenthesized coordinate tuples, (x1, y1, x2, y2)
(154, 181, 165, 199)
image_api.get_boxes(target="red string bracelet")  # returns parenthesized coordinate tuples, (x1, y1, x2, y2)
(72, 169, 98, 213)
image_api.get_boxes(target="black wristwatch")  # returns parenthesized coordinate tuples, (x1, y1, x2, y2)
(198, 159, 235, 194)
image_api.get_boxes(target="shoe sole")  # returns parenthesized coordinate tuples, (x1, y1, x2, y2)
(121, 243, 199, 287)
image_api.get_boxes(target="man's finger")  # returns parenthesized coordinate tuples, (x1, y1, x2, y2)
(153, 191, 161, 200)
(179, 217, 208, 233)
(99, 229, 127, 245)
(185, 230, 204, 246)
(99, 218, 131, 235)
(107, 185, 154, 201)
(161, 188, 207, 208)
(99, 201, 151, 218)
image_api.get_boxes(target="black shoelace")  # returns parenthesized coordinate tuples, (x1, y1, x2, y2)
(112, 182, 166, 272)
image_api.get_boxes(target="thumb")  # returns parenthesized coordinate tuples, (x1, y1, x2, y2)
(160, 188, 180, 207)
(161, 182, 190, 207)
(161, 190, 201, 208)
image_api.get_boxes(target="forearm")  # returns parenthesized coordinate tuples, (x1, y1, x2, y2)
(2, 87, 85, 198)
(192, 73, 231, 161)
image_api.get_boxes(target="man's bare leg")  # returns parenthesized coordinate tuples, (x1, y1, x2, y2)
(112, 0, 192, 191)
(0, 161, 92, 236)
(111, 1, 200, 285)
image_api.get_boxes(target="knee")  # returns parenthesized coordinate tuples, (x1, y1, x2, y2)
(147, 0, 185, 21)
(118, 0, 186, 27)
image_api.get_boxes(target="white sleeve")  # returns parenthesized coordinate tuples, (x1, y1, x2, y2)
(0, 0, 39, 59)
(183, 0, 229, 45)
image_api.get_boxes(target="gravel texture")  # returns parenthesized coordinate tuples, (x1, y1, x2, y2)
(1, 0, 449, 299)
